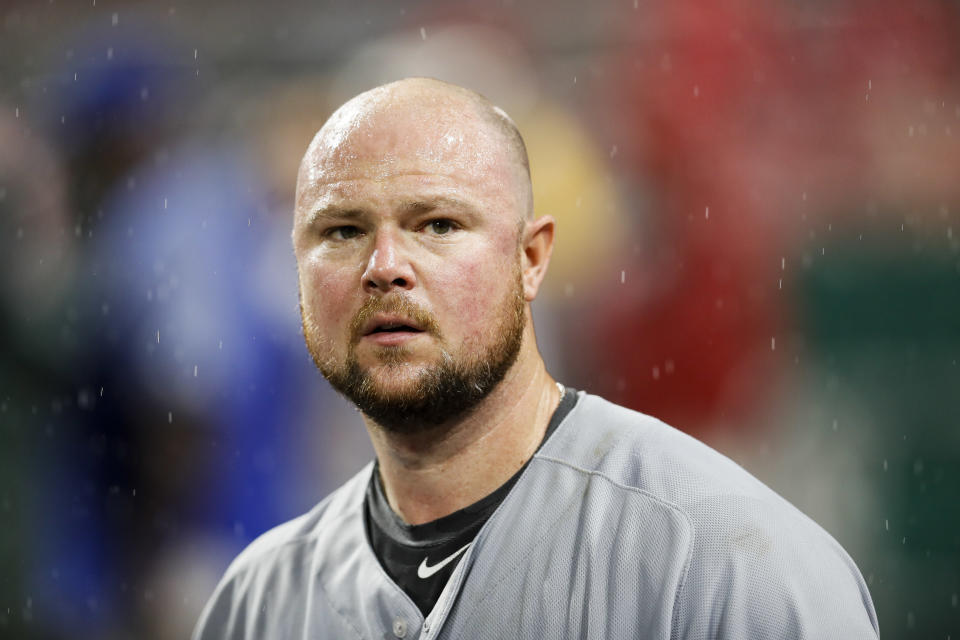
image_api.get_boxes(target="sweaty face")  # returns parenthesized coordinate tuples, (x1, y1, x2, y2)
(293, 90, 530, 433)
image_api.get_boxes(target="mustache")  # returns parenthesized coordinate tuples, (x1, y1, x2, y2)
(349, 296, 442, 344)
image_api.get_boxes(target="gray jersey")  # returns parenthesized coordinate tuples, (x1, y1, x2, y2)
(194, 391, 879, 639)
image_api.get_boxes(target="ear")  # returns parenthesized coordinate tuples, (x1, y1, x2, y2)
(520, 215, 556, 301)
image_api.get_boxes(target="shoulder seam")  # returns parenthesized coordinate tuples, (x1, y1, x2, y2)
(533, 453, 695, 640)
(535, 453, 685, 517)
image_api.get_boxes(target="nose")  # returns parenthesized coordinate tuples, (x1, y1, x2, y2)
(361, 228, 416, 294)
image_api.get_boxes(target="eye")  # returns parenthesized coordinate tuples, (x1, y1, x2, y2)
(425, 219, 455, 235)
(327, 225, 362, 241)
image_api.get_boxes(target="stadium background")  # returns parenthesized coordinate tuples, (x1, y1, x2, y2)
(1, 0, 958, 637)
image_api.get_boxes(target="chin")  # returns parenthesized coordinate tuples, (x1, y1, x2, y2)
(362, 366, 428, 397)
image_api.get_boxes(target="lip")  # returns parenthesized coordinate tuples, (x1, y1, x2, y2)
(359, 314, 427, 346)
(361, 330, 425, 347)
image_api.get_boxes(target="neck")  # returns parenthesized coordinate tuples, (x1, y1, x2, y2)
(364, 330, 560, 525)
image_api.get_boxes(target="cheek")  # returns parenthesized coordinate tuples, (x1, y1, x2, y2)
(300, 257, 359, 329)
(431, 248, 518, 342)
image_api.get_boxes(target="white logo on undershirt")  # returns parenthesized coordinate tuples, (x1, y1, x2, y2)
(417, 543, 471, 579)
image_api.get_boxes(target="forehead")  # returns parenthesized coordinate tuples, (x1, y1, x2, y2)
(296, 96, 518, 211)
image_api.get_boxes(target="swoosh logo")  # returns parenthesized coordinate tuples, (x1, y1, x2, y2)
(417, 543, 471, 579)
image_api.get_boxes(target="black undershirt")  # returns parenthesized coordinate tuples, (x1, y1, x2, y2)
(364, 387, 578, 616)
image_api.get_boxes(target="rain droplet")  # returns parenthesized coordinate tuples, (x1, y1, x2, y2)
(111, 12, 118, 26)
(167, 411, 173, 424)
(620, 270, 625, 284)
(420, 27, 426, 40)
(770, 337, 776, 350)
(705, 206, 710, 219)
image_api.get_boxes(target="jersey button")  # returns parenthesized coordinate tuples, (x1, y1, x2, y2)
(392, 617, 408, 638)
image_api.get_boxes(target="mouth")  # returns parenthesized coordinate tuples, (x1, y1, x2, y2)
(367, 322, 423, 335)
(360, 315, 427, 345)
(362, 316, 425, 335)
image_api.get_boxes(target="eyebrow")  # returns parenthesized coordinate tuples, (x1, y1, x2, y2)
(303, 206, 367, 228)
(399, 196, 479, 216)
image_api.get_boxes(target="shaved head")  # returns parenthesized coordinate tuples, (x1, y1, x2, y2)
(292, 77, 556, 433)
(297, 77, 533, 221)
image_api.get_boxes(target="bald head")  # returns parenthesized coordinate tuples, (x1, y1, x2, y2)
(297, 78, 533, 221)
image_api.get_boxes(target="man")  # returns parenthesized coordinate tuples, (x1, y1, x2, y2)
(194, 78, 879, 639)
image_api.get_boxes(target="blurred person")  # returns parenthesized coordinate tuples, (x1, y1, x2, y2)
(87, 141, 332, 635)
(592, 0, 960, 439)
(24, 19, 331, 637)
(12, 20, 213, 638)
(194, 78, 878, 639)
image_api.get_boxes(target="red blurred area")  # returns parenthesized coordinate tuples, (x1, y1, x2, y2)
(589, 0, 959, 434)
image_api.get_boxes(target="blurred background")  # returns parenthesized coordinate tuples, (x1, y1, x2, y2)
(1, 0, 958, 637)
